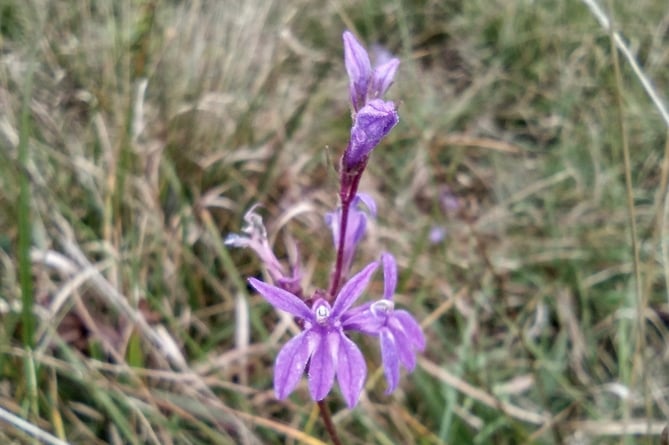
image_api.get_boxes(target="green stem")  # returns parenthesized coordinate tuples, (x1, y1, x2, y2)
(17, 8, 41, 350)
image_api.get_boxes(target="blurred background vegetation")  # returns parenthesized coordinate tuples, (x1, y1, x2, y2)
(1, 0, 668, 443)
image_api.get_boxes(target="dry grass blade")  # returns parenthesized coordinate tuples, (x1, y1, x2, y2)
(0, 405, 69, 445)
(232, 410, 329, 445)
(568, 419, 668, 436)
(440, 134, 523, 154)
(580, 0, 669, 128)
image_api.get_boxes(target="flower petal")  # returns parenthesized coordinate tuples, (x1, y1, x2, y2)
(332, 260, 379, 317)
(336, 334, 367, 407)
(381, 252, 397, 300)
(343, 31, 372, 111)
(326, 203, 369, 276)
(388, 310, 425, 371)
(341, 302, 382, 334)
(324, 209, 341, 248)
(248, 278, 312, 320)
(273, 330, 314, 400)
(308, 329, 339, 401)
(394, 309, 425, 351)
(380, 328, 400, 393)
(370, 57, 399, 99)
(355, 193, 377, 217)
(347, 207, 368, 247)
(388, 319, 416, 371)
(371, 43, 395, 67)
(343, 31, 372, 87)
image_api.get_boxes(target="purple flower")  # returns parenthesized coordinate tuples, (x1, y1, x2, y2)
(429, 226, 447, 244)
(343, 99, 399, 170)
(343, 31, 400, 112)
(231, 29, 423, 416)
(325, 193, 377, 277)
(342, 253, 425, 393)
(248, 261, 379, 408)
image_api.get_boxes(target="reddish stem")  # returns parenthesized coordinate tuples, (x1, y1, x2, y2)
(319, 162, 365, 443)
(317, 400, 343, 445)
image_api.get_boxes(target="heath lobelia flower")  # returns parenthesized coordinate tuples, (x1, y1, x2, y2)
(325, 193, 377, 277)
(248, 261, 379, 408)
(234, 30, 423, 417)
(343, 30, 400, 112)
(341, 253, 425, 393)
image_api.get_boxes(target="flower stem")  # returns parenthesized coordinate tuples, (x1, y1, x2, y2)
(317, 400, 343, 445)
(329, 166, 363, 296)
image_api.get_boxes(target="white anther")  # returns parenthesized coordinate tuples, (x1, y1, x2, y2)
(371, 299, 394, 317)
(315, 304, 330, 323)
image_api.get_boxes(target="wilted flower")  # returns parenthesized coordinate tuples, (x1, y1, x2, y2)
(224, 205, 284, 280)
(225, 206, 302, 294)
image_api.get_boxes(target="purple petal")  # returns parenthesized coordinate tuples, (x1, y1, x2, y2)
(344, 195, 376, 252)
(355, 193, 377, 217)
(341, 301, 382, 334)
(336, 334, 367, 407)
(380, 328, 400, 393)
(388, 318, 416, 371)
(343, 99, 399, 169)
(343, 31, 372, 111)
(325, 203, 367, 247)
(332, 261, 379, 317)
(388, 310, 425, 371)
(371, 43, 395, 67)
(273, 330, 314, 399)
(327, 205, 367, 276)
(326, 198, 377, 277)
(394, 310, 425, 351)
(324, 208, 341, 248)
(347, 206, 368, 247)
(248, 278, 312, 320)
(308, 329, 339, 401)
(381, 252, 397, 300)
(343, 31, 372, 86)
(369, 58, 399, 99)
